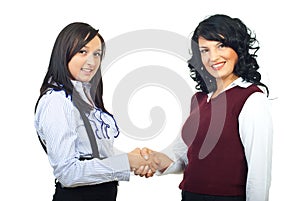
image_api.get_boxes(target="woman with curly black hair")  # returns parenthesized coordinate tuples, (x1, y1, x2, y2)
(139, 14, 273, 201)
(188, 14, 269, 95)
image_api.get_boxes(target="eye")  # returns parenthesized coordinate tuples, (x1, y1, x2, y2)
(94, 51, 102, 57)
(218, 43, 225, 49)
(199, 48, 208, 54)
(79, 49, 87, 55)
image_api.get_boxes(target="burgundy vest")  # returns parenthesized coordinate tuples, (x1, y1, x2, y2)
(180, 84, 262, 196)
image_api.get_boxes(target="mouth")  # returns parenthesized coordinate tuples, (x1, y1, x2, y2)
(211, 62, 225, 70)
(81, 68, 93, 73)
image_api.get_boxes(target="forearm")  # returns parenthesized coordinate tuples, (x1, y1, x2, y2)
(53, 153, 130, 187)
(156, 159, 185, 175)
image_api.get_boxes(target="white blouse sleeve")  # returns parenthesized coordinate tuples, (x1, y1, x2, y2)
(239, 92, 273, 201)
(156, 136, 188, 175)
(34, 92, 130, 187)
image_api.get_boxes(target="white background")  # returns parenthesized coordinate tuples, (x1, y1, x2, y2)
(1, 0, 299, 200)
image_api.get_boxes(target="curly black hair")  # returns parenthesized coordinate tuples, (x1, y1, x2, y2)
(188, 14, 269, 95)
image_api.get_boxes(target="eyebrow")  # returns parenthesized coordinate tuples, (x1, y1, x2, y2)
(199, 41, 223, 48)
(82, 46, 102, 52)
(198, 45, 209, 49)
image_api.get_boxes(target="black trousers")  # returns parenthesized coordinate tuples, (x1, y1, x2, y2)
(52, 181, 118, 201)
(181, 191, 245, 201)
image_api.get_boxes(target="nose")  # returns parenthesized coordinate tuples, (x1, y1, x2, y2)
(209, 49, 219, 62)
(87, 54, 96, 66)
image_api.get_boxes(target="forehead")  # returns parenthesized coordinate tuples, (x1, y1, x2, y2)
(85, 36, 101, 49)
(198, 37, 220, 47)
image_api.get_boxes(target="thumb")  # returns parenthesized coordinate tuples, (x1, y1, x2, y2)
(141, 147, 153, 160)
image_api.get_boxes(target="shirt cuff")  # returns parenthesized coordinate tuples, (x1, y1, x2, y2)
(156, 161, 184, 176)
(105, 153, 131, 181)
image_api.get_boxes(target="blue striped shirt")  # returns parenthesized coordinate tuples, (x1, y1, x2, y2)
(34, 80, 130, 187)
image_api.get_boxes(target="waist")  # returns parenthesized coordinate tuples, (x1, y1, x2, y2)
(182, 191, 245, 201)
(56, 180, 118, 189)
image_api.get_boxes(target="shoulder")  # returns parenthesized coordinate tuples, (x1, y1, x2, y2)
(230, 80, 265, 104)
(243, 82, 268, 102)
(246, 91, 269, 107)
(190, 91, 207, 108)
(36, 89, 73, 114)
(241, 89, 271, 119)
(191, 91, 207, 101)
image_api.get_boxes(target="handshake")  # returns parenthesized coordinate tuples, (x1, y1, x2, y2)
(127, 147, 173, 178)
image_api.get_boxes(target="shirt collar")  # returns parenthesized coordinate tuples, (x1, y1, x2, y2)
(71, 80, 92, 93)
(206, 77, 252, 102)
(71, 80, 93, 105)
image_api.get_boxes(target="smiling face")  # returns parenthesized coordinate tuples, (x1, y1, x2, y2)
(68, 35, 102, 82)
(198, 36, 238, 87)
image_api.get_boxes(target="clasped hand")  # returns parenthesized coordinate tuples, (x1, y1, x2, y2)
(127, 147, 173, 178)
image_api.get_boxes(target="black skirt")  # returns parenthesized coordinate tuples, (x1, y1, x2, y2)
(53, 181, 118, 201)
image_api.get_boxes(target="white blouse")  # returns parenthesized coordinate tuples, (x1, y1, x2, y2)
(34, 80, 130, 187)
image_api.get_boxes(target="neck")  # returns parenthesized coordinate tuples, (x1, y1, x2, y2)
(212, 75, 239, 98)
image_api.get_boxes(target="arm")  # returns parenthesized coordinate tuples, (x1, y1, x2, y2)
(35, 92, 147, 187)
(134, 93, 195, 177)
(156, 136, 188, 175)
(239, 92, 273, 201)
(136, 137, 188, 177)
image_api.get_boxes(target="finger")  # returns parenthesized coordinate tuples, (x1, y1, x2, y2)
(134, 166, 144, 175)
(140, 165, 149, 177)
(145, 169, 155, 178)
